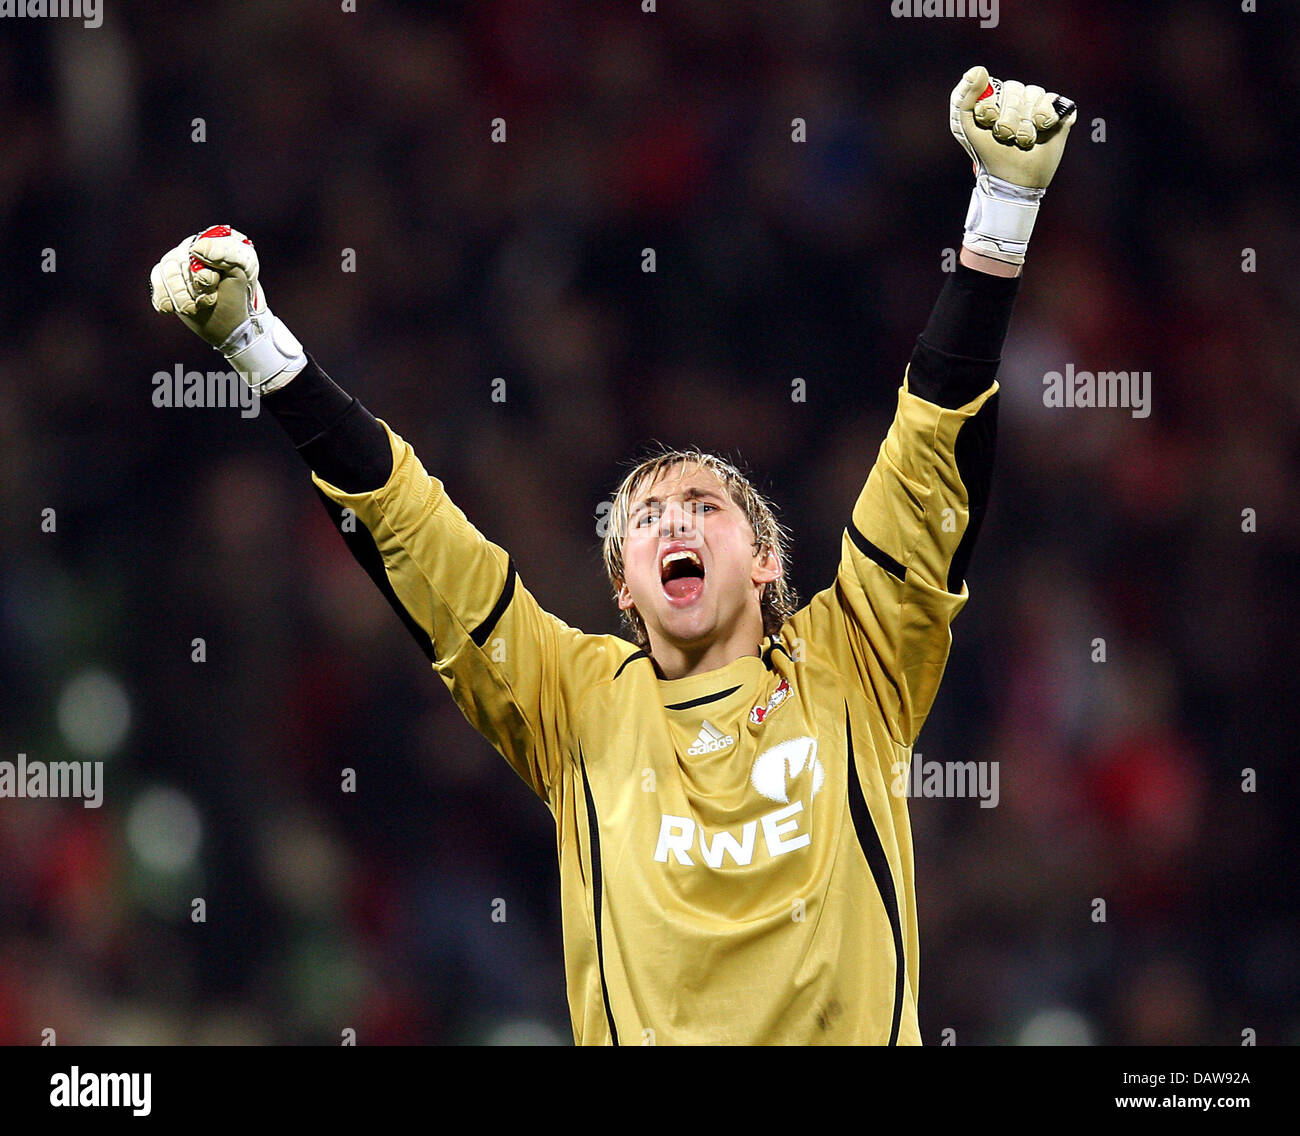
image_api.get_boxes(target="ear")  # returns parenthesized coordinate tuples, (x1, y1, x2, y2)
(616, 579, 636, 611)
(752, 546, 782, 586)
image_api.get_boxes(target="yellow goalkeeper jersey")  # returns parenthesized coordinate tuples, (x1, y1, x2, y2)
(312, 374, 998, 1046)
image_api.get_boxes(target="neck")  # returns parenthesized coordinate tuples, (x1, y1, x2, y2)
(647, 621, 765, 681)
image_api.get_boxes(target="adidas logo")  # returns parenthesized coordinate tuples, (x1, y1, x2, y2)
(687, 720, 735, 755)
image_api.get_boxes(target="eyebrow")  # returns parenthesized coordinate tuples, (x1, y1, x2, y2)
(630, 487, 727, 516)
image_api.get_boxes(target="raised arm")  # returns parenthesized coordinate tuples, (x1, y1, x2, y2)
(148, 229, 626, 803)
(792, 66, 1075, 747)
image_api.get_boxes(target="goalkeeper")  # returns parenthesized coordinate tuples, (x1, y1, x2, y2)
(149, 67, 1073, 1045)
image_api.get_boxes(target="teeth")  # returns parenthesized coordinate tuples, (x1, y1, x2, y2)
(661, 550, 702, 572)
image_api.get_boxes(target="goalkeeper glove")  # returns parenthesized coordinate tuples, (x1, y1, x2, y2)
(950, 65, 1076, 265)
(148, 225, 306, 394)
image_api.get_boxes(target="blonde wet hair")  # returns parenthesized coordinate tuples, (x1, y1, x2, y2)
(602, 446, 796, 648)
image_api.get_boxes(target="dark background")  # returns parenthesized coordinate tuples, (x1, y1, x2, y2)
(1, 0, 1296, 1045)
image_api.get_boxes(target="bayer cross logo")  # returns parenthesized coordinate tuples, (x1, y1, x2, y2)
(750, 737, 823, 805)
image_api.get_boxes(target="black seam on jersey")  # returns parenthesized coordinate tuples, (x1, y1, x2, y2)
(761, 637, 790, 668)
(664, 684, 742, 711)
(312, 487, 436, 662)
(614, 649, 649, 680)
(580, 748, 620, 1046)
(846, 524, 907, 583)
(844, 704, 905, 1046)
(947, 391, 999, 593)
(469, 558, 517, 648)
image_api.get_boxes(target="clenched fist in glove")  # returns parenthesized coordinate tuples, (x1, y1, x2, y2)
(950, 66, 1076, 265)
(149, 226, 306, 394)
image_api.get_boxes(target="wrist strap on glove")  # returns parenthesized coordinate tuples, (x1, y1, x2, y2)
(215, 309, 306, 395)
(963, 174, 1045, 265)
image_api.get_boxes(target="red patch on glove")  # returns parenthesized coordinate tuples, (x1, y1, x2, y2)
(979, 83, 994, 101)
(189, 255, 206, 274)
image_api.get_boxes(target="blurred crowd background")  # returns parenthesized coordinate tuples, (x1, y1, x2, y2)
(1, 0, 1296, 1046)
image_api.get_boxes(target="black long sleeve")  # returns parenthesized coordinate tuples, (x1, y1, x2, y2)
(905, 263, 1020, 410)
(262, 356, 438, 658)
(261, 355, 393, 492)
(902, 263, 1019, 591)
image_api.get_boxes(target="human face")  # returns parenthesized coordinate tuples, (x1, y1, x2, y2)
(616, 463, 781, 657)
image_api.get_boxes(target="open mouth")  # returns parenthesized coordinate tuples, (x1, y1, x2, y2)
(660, 548, 705, 603)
